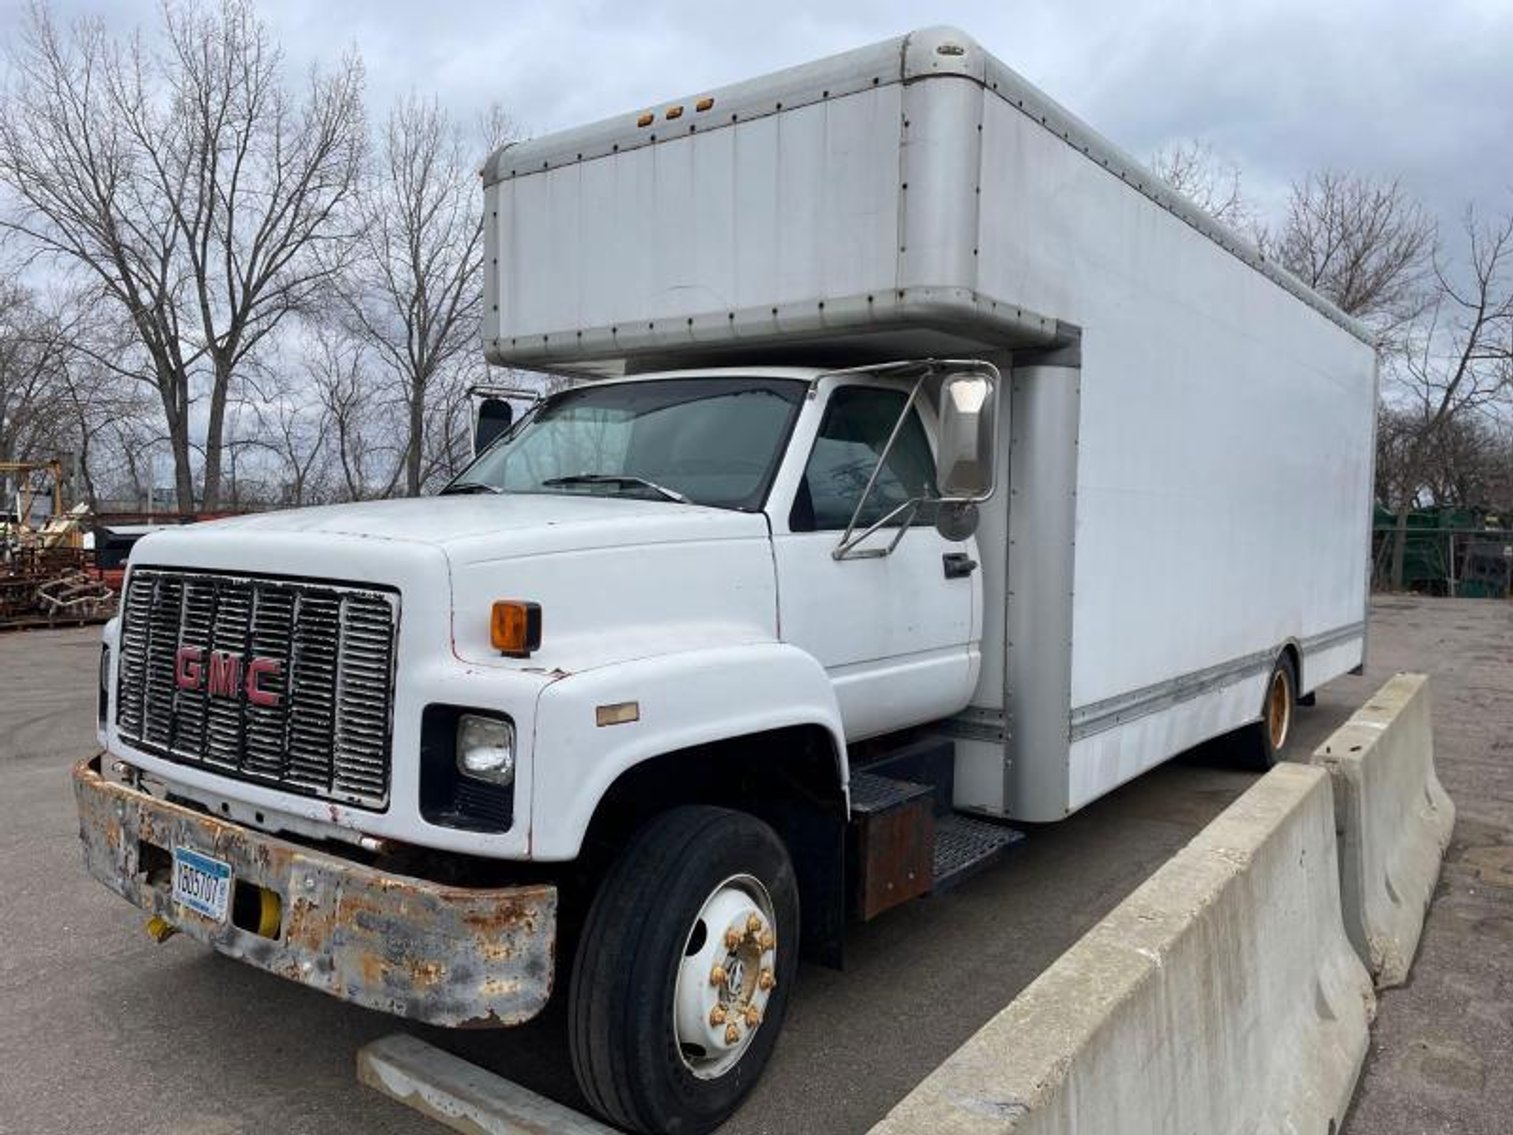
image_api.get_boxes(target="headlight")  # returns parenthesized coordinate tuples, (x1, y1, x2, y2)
(457, 714, 515, 784)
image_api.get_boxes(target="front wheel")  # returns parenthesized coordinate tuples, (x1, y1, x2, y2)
(569, 806, 800, 1134)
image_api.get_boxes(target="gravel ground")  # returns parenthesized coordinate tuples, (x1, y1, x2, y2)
(1338, 598, 1513, 1135)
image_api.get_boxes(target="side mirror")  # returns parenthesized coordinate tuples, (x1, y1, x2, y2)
(475, 398, 514, 453)
(936, 371, 997, 499)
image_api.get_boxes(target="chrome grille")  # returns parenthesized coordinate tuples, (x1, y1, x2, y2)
(115, 568, 399, 809)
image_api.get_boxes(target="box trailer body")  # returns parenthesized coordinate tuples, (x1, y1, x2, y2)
(482, 26, 1377, 821)
(76, 27, 1376, 1134)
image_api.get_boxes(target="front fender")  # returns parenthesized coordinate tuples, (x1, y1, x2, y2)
(527, 643, 847, 861)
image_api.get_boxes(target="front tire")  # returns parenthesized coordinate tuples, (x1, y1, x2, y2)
(569, 806, 800, 1134)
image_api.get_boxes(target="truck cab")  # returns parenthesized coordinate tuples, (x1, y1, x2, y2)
(79, 359, 1009, 1135)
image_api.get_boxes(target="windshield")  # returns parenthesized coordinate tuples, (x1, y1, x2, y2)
(449, 377, 807, 510)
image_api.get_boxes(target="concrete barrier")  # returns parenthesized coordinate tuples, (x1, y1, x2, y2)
(358, 1033, 615, 1135)
(871, 763, 1374, 1135)
(1312, 672, 1455, 989)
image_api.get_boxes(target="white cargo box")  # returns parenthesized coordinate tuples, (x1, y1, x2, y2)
(482, 27, 1358, 376)
(484, 28, 1377, 822)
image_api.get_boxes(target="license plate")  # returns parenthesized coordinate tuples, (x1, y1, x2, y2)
(172, 847, 232, 921)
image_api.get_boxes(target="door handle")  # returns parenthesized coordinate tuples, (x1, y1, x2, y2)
(943, 552, 978, 579)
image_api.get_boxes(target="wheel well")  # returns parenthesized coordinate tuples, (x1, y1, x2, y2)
(1281, 641, 1302, 695)
(575, 724, 849, 967)
(580, 724, 845, 860)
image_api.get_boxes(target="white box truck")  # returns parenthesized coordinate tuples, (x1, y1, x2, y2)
(76, 27, 1376, 1133)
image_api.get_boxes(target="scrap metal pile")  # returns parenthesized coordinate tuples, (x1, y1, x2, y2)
(0, 547, 117, 629)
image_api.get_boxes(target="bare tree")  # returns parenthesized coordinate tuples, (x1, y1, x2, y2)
(338, 96, 513, 496)
(302, 325, 405, 500)
(239, 359, 333, 507)
(59, 372, 157, 511)
(101, 416, 171, 511)
(1150, 139, 1260, 236)
(0, 0, 365, 509)
(0, 281, 72, 469)
(18, 282, 164, 510)
(1272, 171, 1436, 339)
(1375, 206, 1513, 586)
(418, 357, 488, 490)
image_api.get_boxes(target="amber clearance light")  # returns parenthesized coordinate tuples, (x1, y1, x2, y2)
(491, 600, 543, 658)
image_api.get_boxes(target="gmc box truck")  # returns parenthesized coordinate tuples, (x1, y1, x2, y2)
(75, 27, 1377, 1134)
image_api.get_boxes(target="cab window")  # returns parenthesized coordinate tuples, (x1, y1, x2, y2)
(790, 386, 938, 532)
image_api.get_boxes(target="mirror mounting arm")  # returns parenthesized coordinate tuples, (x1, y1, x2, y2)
(832, 373, 928, 559)
(829, 359, 1002, 562)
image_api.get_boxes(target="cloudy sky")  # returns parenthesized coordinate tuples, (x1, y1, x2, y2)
(4, 0, 1511, 235)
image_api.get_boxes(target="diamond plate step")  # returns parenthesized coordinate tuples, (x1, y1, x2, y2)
(931, 813, 1025, 892)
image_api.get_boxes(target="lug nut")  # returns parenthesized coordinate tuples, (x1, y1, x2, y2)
(759, 930, 776, 951)
(710, 965, 727, 987)
(746, 913, 763, 935)
(743, 1004, 762, 1027)
(709, 1005, 727, 1026)
(724, 927, 742, 950)
(759, 968, 775, 991)
(724, 1022, 741, 1045)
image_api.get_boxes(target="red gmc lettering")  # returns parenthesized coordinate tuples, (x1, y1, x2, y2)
(207, 651, 242, 697)
(174, 646, 279, 706)
(245, 658, 282, 708)
(175, 646, 203, 690)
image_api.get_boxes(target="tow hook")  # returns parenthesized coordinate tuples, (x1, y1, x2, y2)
(145, 915, 178, 943)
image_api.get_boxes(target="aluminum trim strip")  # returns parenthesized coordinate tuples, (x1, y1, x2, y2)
(1068, 621, 1367, 742)
(1300, 620, 1369, 655)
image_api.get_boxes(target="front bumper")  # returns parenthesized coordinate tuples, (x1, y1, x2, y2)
(73, 756, 556, 1027)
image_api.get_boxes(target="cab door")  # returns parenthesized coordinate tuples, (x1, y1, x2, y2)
(770, 381, 980, 740)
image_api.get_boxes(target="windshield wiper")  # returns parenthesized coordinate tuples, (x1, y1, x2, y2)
(438, 480, 502, 495)
(541, 473, 691, 504)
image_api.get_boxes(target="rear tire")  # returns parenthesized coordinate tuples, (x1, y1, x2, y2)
(569, 805, 800, 1134)
(1240, 653, 1297, 770)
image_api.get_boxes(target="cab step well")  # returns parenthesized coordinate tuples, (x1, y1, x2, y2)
(846, 768, 1023, 920)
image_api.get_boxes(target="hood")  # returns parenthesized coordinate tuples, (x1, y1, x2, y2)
(132, 494, 770, 569)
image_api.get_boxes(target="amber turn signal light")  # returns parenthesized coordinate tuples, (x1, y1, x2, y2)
(491, 600, 543, 658)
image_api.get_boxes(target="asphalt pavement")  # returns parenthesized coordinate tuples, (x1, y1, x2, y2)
(0, 598, 1506, 1134)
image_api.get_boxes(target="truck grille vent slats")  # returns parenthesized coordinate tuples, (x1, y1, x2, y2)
(114, 568, 399, 810)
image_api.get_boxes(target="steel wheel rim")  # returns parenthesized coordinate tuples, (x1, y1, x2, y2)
(1267, 669, 1292, 751)
(673, 873, 778, 1081)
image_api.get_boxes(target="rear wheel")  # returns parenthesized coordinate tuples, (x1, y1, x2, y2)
(1241, 653, 1297, 769)
(569, 805, 799, 1134)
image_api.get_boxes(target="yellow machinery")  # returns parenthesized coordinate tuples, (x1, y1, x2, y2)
(1, 459, 84, 551)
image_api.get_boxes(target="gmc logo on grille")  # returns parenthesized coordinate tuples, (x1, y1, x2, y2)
(175, 647, 282, 707)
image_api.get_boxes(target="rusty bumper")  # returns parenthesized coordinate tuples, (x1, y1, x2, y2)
(73, 756, 556, 1027)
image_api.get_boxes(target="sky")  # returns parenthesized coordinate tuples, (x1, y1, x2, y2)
(3, 0, 1511, 238)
